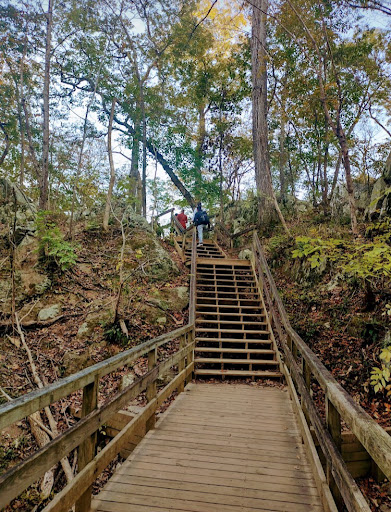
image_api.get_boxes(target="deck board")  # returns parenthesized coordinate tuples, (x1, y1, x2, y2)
(92, 383, 324, 512)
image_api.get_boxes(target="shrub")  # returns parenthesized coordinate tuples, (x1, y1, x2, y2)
(36, 211, 78, 271)
(370, 346, 391, 395)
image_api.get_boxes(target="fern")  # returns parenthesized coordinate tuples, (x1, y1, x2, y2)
(370, 346, 391, 396)
(36, 211, 78, 271)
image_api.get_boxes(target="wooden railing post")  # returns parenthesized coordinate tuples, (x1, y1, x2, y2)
(178, 334, 186, 393)
(292, 340, 298, 361)
(146, 346, 157, 431)
(75, 377, 99, 512)
(186, 329, 194, 386)
(326, 395, 343, 508)
(302, 358, 311, 426)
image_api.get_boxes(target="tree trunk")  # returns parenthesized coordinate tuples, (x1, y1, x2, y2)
(339, 130, 358, 233)
(279, 91, 287, 205)
(103, 99, 117, 231)
(130, 118, 142, 214)
(141, 88, 147, 218)
(195, 104, 207, 188)
(251, 0, 274, 225)
(106, 99, 196, 209)
(40, 0, 54, 211)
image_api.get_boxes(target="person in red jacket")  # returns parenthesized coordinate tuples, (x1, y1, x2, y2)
(177, 209, 187, 230)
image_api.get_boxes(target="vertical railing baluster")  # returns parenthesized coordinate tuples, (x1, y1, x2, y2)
(75, 377, 99, 512)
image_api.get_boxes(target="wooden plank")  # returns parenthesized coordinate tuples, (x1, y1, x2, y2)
(134, 447, 311, 471)
(197, 257, 251, 266)
(194, 369, 281, 377)
(99, 483, 322, 508)
(138, 441, 309, 466)
(92, 384, 324, 512)
(105, 477, 319, 504)
(94, 496, 323, 512)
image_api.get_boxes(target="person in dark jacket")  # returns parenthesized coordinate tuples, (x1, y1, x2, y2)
(193, 202, 209, 246)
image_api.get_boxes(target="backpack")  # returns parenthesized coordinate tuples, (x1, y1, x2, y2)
(194, 210, 209, 226)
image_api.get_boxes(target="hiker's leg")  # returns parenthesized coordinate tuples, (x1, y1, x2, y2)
(197, 224, 203, 244)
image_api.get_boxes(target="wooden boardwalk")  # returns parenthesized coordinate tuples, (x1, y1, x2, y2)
(92, 383, 324, 512)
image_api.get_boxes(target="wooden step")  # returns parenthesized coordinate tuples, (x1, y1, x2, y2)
(195, 347, 274, 354)
(196, 300, 261, 306)
(196, 290, 259, 296)
(197, 278, 255, 284)
(195, 337, 271, 344)
(196, 312, 265, 318)
(196, 304, 265, 310)
(196, 320, 267, 326)
(196, 327, 269, 334)
(197, 258, 250, 266)
(196, 282, 257, 288)
(195, 358, 279, 365)
(194, 369, 282, 377)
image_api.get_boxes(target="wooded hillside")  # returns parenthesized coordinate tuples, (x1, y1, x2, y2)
(1, 0, 391, 510)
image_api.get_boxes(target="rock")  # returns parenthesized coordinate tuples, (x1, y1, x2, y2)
(365, 177, 387, 220)
(148, 286, 189, 312)
(124, 210, 153, 232)
(0, 178, 37, 246)
(77, 322, 90, 338)
(126, 405, 144, 415)
(156, 316, 167, 325)
(238, 249, 253, 260)
(20, 270, 51, 296)
(158, 368, 176, 385)
(126, 230, 179, 281)
(0, 178, 34, 207)
(383, 149, 391, 184)
(121, 372, 136, 390)
(331, 182, 371, 219)
(62, 351, 90, 376)
(38, 304, 61, 321)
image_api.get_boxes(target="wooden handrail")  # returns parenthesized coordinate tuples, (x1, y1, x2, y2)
(252, 232, 391, 511)
(0, 324, 191, 431)
(214, 220, 256, 249)
(153, 207, 174, 221)
(0, 322, 195, 510)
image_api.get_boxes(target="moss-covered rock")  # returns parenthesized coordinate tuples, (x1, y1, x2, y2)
(148, 286, 189, 312)
(126, 230, 179, 281)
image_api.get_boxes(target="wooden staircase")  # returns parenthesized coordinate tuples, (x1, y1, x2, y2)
(183, 238, 225, 261)
(194, 256, 282, 378)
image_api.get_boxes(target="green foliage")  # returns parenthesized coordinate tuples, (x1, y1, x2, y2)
(267, 234, 293, 260)
(103, 322, 129, 347)
(36, 212, 78, 271)
(370, 346, 391, 395)
(291, 235, 391, 280)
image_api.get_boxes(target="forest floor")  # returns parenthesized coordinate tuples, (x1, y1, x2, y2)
(1, 218, 390, 511)
(0, 223, 189, 511)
